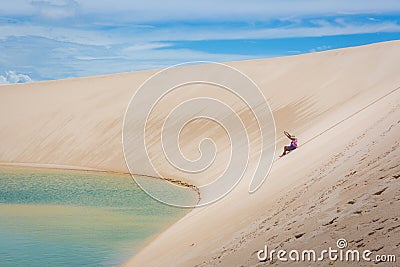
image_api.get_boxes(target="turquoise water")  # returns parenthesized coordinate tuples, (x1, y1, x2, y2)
(0, 168, 195, 266)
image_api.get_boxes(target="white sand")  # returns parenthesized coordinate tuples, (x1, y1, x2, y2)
(0, 41, 399, 266)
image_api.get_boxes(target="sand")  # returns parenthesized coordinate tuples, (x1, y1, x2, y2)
(0, 41, 399, 266)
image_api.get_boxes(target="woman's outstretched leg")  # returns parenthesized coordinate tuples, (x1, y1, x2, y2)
(279, 146, 288, 157)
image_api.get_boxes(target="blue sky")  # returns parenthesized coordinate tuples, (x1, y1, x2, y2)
(0, 0, 400, 83)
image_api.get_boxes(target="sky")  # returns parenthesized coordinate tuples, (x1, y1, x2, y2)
(0, 0, 400, 83)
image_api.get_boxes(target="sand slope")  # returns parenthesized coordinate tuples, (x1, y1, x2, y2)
(123, 42, 400, 266)
(0, 70, 154, 173)
(0, 41, 399, 266)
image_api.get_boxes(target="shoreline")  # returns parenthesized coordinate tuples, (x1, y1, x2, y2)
(0, 162, 202, 206)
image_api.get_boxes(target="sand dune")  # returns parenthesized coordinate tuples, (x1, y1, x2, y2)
(0, 41, 399, 266)
(124, 42, 400, 266)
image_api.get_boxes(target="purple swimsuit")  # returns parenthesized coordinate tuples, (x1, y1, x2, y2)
(291, 138, 298, 148)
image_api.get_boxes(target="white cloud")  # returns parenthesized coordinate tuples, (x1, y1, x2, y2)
(309, 45, 331, 52)
(0, 71, 33, 84)
(2, 0, 400, 22)
(1, 1, 399, 81)
(0, 1, 398, 47)
(122, 43, 172, 52)
(65, 47, 261, 77)
(43, 0, 400, 22)
(150, 22, 400, 41)
(1, 20, 399, 46)
(31, 0, 79, 20)
(0, 24, 118, 46)
(0, 35, 261, 80)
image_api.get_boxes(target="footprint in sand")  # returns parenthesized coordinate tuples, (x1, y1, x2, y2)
(323, 217, 339, 226)
(373, 187, 388, 195)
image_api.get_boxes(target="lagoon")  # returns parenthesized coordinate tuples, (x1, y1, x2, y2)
(0, 167, 193, 266)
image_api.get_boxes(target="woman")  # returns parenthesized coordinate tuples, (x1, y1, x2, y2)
(279, 131, 298, 157)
